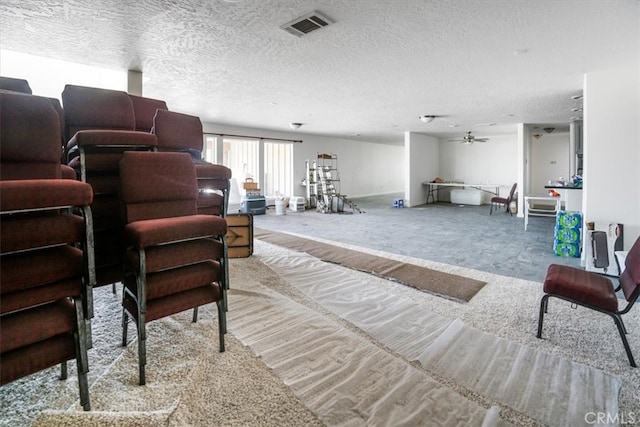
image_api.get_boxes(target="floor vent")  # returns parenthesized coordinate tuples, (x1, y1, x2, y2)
(280, 11, 333, 37)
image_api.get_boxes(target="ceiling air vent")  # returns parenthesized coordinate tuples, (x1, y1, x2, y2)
(280, 11, 334, 37)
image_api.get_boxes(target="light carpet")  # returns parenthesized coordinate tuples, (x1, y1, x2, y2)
(257, 241, 625, 426)
(1, 237, 638, 426)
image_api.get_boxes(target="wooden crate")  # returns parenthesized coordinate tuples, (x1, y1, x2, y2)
(225, 213, 253, 258)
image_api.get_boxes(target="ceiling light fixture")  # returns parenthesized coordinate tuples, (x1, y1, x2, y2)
(419, 115, 436, 123)
(543, 127, 555, 134)
(289, 122, 302, 130)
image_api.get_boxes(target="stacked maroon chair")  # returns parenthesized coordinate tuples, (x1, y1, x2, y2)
(119, 151, 227, 384)
(129, 94, 168, 133)
(0, 76, 32, 94)
(0, 91, 95, 410)
(62, 84, 158, 290)
(0, 77, 73, 179)
(152, 109, 232, 312)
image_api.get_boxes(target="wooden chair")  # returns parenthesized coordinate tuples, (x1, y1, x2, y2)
(537, 236, 640, 367)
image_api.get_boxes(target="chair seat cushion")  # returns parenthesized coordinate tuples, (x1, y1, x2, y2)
(195, 164, 232, 179)
(1, 334, 76, 385)
(1, 246, 84, 295)
(0, 180, 93, 212)
(123, 283, 221, 323)
(1, 299, 76, 353)
(1, 213, 85, 253)
(544, 264, 618, 312)
(125, 215, 227, 248)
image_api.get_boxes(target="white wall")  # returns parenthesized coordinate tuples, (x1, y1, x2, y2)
(530, 132, 571, 196)
(404, 132, 439, 207)
(201, 122, 404, 199)
(583, 67, 640, 248)
(438, 134, 519, 203)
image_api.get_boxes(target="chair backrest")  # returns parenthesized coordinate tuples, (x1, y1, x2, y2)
(119, 152, 199, 223)
(0, 76, 32, 94)
(129, 94, 168, 133)
(507, 182, 517, 202)
(152, 109, 203, 153)
(620, 236, 640, 303)
(0, 91, 63, 179)
(62, 84, 135, 142)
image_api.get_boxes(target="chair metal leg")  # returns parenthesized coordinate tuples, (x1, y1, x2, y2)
(616, 313, 628, 335)
(192, 307, 199, 323)
(489, 203, 493, 215)
(217, 300, 226, 353)
(536, 295, 550, 338)
(60, 361, 68, 380)
(74, 297, 91, 411)
(611, 314, 636, 367)
(138, 318, 146, 385)
(122, 309, 129, 346)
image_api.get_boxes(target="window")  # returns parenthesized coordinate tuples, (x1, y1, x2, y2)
(220, 137, 294, 201)
(222, 138, 260, 198)
(0, 49, 127, 99)
(264, 142, 293, 198)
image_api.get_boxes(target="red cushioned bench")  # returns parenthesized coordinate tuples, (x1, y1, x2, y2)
(537, 236, 640, 367)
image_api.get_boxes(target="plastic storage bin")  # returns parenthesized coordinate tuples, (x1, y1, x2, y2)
(240, 195, 266, 215)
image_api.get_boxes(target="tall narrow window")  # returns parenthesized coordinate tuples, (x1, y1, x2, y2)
(264, 142, 293, 198)
(203, 135, 218, 164)
(222, 138, 259, 201)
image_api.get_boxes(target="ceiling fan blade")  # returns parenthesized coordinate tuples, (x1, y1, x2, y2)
(475, 138, 490, 142)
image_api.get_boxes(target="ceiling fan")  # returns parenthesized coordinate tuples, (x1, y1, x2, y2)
(448, 131, 490, 145)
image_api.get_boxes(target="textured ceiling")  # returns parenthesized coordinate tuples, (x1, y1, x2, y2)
(1, 0, 638, 143)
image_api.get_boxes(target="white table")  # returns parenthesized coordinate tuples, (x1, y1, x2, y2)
(544, 186, 583, 211)
(422, 182, 500, 204)
(524, 196, 561, 231)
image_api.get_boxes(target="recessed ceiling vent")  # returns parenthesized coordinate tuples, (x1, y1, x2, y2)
(280, 11, 333, 37)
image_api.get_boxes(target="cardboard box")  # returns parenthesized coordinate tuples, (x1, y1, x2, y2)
(225, 213, 253, 258)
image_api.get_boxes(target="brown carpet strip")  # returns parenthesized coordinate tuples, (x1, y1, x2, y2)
(254, 228, 486, 303)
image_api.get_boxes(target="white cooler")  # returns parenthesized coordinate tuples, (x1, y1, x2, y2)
(450, 189, 482, 205)
(289, 196, 306, 212)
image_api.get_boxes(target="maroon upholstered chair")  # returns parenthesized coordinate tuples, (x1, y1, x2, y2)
(0, 91, 95, 410)
(537, 236, 640, 367)
(119, 151, 227, 385)
(152, 109, 232, 310)
(129, 94, 168, 133)
(0, 76, 32, 94)
(62, 84, 137, 143)
(62, 84, 158, 289)
(489, 182, 517, 215)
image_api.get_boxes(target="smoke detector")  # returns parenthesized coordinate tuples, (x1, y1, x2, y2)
(281, 11, 334, 37)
